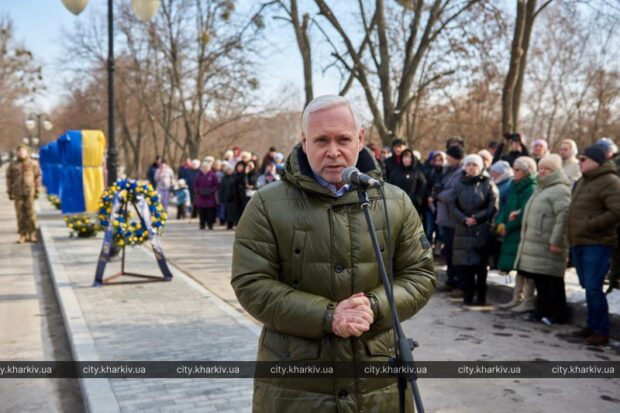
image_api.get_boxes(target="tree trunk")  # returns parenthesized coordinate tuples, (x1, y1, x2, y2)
(502, 0, 527, 134)
(290, 0, 313, 107)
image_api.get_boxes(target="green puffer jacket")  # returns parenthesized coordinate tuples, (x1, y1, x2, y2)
(496, 175, 536, 271)
(232, 144, 436, 413)
(567, 161, 620, 247)
(514, 170, 571, 277)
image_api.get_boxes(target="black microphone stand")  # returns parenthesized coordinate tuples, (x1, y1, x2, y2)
(357, 187, 424, 413)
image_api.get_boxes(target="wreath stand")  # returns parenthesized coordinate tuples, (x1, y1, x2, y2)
(93, 196, 173, 287)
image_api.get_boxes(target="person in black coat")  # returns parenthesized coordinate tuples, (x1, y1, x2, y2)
(449, 154, 499, 306)
(492, 133, 529, 166)
(383, 138, 407, 181)
(218, 164, 244, 229)
(233, 161, 249, 217)
(423, 151, 446, 246)
(389, 149, 427, 214)
(147, 156, 162, 187)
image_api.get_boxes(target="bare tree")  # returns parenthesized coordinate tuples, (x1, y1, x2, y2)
(501, 0, 553, 134)
(269, 0, 314, 107)
(313, 0, 485, 145)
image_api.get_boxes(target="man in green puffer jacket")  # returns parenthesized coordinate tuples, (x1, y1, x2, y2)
(232, 95, 436, 413)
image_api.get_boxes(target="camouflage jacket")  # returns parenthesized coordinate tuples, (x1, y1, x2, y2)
(7, 158, 41, 198)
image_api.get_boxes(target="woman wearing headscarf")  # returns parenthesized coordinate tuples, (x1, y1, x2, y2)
(450, 154, 499, 306)
(489, 161, 513, 218)
(495, 157, 538, 309)
(389, 148, 427, 214)
(513, 154, 571, 323)
(558, 139, 581, 184)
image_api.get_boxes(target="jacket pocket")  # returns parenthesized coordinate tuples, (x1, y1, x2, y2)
(260, 328, 321, 361)
(363, 329, 395, 358)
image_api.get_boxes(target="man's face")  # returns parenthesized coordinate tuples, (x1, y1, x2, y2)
(302, 104, 364, 188)
(393, 144, 406, 156)
(446, 155, 460, 167)
(579, 156, 599, 173)
(17, 148, 29, 159)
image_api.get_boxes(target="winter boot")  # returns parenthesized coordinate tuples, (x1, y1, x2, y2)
(511, 277, 536, 313)
(497, 273, 524, 309)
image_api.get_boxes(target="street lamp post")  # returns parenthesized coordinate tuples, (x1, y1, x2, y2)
(24, 113, 53, 153)
(61, 0, 161, 185)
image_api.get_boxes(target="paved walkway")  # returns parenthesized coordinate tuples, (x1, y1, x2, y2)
(36, 199, 259, 412)
(4, 166, 619, 412)
(0, 167, 83, 413)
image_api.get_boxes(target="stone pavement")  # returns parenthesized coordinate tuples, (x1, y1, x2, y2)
(0, 167, 83, 413)
(36, 199, 259, 412)
(5, 169, 618, 412)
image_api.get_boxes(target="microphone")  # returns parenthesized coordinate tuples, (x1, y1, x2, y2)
(342, 167, 382, 189)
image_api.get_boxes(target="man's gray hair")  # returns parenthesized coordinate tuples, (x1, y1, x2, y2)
(301, 95, 361, 135)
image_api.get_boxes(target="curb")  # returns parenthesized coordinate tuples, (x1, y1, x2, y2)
(40, 223, 121, 413)
(40, 219, 261, 412)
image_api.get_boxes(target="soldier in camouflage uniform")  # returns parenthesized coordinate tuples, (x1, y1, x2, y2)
(6, 144, 41, 243)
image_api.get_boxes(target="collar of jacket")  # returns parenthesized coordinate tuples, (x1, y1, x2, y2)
(460, 172, 488, 184)
(537, 169, 570, 189)
(563, 157, 579, 167)
(283, 143, 384, 201)
(512, 174, 536, 192)
(582, 160, 617, 180)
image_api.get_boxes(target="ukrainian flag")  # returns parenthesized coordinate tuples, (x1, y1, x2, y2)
(39, 141, 62, 196)
(58, 130, 106, 214)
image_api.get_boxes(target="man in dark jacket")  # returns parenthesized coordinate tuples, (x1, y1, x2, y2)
(597, 137, 620, 293)
(567, 144, 620, 346)
(231, 95, 435, 412)
(383, 137, 406, 181)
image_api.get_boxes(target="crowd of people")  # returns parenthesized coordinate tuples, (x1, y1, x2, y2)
(146, 146, 285, 231)
(376, 134, 620, 346)
(147, 132, 620, 347)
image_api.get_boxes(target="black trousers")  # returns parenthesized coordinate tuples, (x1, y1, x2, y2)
(533, 273, 568, 323)
(176, 204, 186, 219)
(459, 263, 488, 305)
(198, 207, 216, 230)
